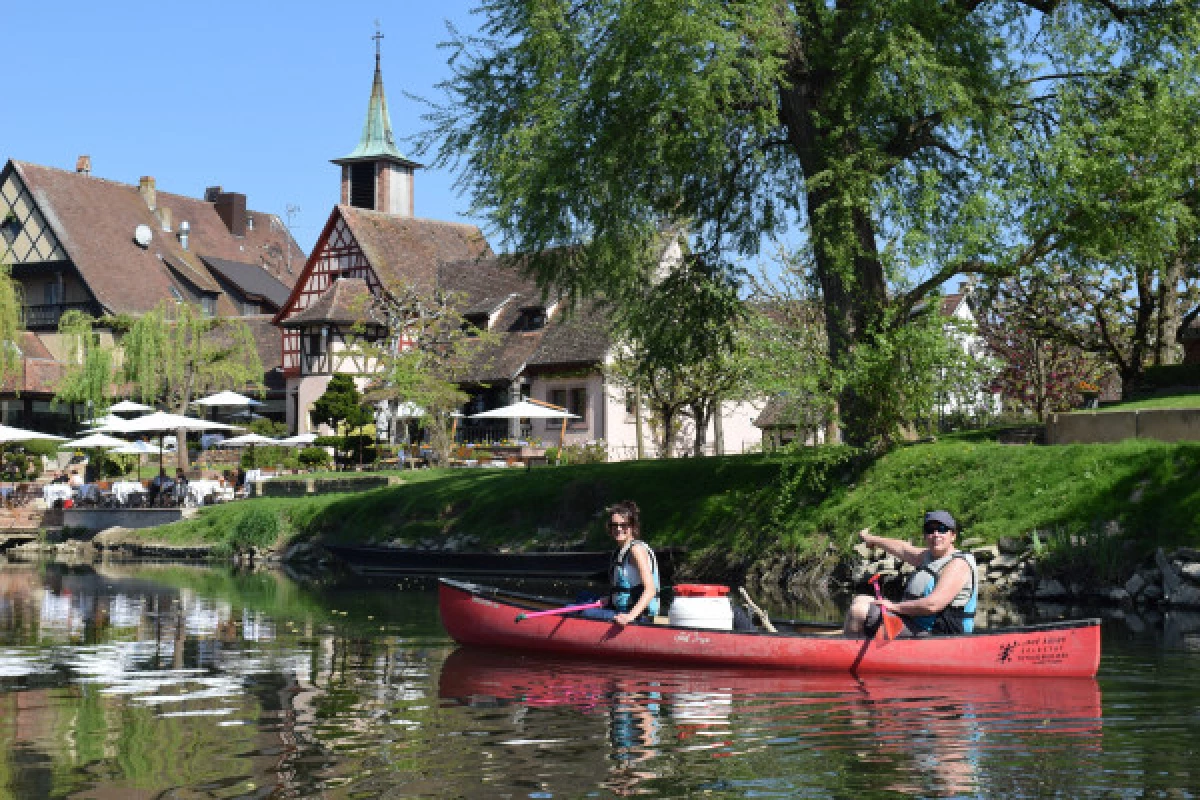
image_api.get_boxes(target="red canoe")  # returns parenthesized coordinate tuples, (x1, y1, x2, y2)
(438, 578, 1102, 677)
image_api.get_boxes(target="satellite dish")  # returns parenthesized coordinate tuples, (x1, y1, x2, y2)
(133, 224, 152, 248)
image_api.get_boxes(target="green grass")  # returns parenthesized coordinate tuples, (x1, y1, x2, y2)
(1097, 392, 1200, 411)
(135, 439, 1200, 580)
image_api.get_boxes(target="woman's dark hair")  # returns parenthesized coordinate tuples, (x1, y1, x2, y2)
(607, 500, 641, 538)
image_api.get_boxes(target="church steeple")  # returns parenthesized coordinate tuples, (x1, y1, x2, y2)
(332, 30, 422, 217)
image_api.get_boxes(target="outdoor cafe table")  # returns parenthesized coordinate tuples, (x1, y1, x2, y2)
(185, 479, 223, 506)
(42, 484, 74, 505)
(110, 481, 146, 506)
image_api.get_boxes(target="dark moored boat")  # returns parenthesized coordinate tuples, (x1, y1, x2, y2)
(438, 578, 1101, 678)
(328, 546, 678, 580)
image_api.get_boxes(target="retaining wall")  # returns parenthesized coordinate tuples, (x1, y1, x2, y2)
(63, 508, 188, 531)
(1047, 409, 1200, 444)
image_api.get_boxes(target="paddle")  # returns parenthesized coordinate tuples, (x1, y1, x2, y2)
(868, 574, 906, 640)
(514, 600, 604, 623)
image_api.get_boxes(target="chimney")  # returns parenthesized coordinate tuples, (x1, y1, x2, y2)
(214, 191, 247, 236)
(75, 155, 91, 175)
(139, 176, 156, 211)
(204, 186, 223, 202)
(159, 206, 172, 231)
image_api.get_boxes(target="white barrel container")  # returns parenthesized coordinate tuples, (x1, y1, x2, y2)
(668, 584, 734, 630)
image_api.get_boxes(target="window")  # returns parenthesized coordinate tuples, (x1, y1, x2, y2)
(462, 313, 488, 336)
(625, 390, 637, 415)
(568, 388, 587, 418)
(549, 387, 587, 424)
(200, 296, 216, 317)
(241, 301, 259, 316)
(44, 282, 62, 305)
(307, 331, 325, 355)
(168, 286, 184, 303)
(514, 307, 546, 331)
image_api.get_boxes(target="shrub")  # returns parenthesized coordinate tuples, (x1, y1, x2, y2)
(231, 506, 281, 549)
(298, 447, 331, 469)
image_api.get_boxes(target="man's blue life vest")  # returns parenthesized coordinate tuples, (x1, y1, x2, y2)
(610, 540, 660, 617)
(902, 550, 978, 634)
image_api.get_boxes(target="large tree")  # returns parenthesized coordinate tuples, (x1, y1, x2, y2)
(121, 301, 264, 468)
(431, 0, 1193, 445)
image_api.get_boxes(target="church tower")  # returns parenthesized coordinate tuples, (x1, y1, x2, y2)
(332, 33, 421, 217)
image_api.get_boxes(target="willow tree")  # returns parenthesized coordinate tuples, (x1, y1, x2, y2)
(0, 258, 21, 387)
(122, 301, 263, 468)
(52, 310, 115, 415)
(432, 0, 1195, 446)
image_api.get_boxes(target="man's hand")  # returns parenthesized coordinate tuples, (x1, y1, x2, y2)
(613, 613, 634, 626)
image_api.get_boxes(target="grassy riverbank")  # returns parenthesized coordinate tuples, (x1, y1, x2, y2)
(140, 433, 1200, 581)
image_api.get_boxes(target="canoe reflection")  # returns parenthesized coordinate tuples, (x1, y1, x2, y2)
(439, 646, 1102, 797)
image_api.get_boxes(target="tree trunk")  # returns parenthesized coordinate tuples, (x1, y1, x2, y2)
(634, 383, 645, 460)
(1156, 251, 1184, 366)
(713, 395, 724, 456)
(690, 399, 711, 457)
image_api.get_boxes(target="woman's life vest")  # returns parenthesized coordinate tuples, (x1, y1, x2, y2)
(902, 550, 978, 634)
(610, 540, 660, 616)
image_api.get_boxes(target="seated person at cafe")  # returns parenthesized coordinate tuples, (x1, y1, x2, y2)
(68, 470, 84, 489)
(148, 469, 175, 505)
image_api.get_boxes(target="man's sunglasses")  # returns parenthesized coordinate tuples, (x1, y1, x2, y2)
(924, 524, 952, 535)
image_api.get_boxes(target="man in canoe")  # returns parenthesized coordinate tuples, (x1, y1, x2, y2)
(581, 500, 661, 625)
(843, 510, 978, 636)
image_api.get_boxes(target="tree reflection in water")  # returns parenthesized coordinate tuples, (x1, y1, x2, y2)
(2, 562, 1188, 798)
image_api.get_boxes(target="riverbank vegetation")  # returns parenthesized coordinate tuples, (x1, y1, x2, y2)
(143, 435, 1200, 583)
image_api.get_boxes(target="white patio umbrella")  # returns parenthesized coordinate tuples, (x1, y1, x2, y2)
(109, 400, 155, 414)
(107, 439, 158, 480)
(221, 433, 281, 446)
(0, 424, 67, 444)
(192, 391, 262, 407)
(277, 433, 318, 447)
(92, 412, 240, 471)
(60, 433, 130, 450)
(469, 399, 578, 446)
(81, 414, 132, 431)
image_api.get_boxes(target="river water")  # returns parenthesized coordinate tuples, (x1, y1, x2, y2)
(0, 562, 1197, 799)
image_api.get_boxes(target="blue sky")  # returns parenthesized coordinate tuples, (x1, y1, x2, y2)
(2, 0, 483, 252)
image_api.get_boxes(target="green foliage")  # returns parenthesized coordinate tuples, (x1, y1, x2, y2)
(230, 506, 282, 550)
(311, 375, 371, 433)
(297, 447, 331, 469)
(52, 310, 114, 410)
(0, 257, 22, 386)
(121, 300, 264, 411)
(432, 0, 1198, 445)
(609, 256, 754, 457)
(249, 418, 288, 438)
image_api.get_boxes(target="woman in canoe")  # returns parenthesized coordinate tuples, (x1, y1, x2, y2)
(843, 510, 978, 636)
(582, 501, 661, 625)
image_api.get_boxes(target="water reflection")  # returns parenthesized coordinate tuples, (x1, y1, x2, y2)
(3, 561, 1199, 798)
(438, 647, 1103, 798)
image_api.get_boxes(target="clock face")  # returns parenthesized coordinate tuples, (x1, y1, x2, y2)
(134, 224, 153, 247)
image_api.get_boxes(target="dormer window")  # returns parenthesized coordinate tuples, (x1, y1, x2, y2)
(514, 306, 546, 332)
(462, 313, 488, 336)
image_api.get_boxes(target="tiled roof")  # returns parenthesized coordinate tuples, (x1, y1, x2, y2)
(282, 278, 384, 327)
(941, 293, 965, 317)
(527, 300, 611, 369)
(434, 257, 612, 382)
(339, 205, 491, 293)
(10, 160, 305, 315)
(199, 255, 291, 310)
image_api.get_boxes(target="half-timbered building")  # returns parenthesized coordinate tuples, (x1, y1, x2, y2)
(274, 46, 766, 457)
(0, 156, 305, 428)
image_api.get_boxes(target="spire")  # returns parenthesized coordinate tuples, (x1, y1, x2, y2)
(338, 30, 414, 164)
